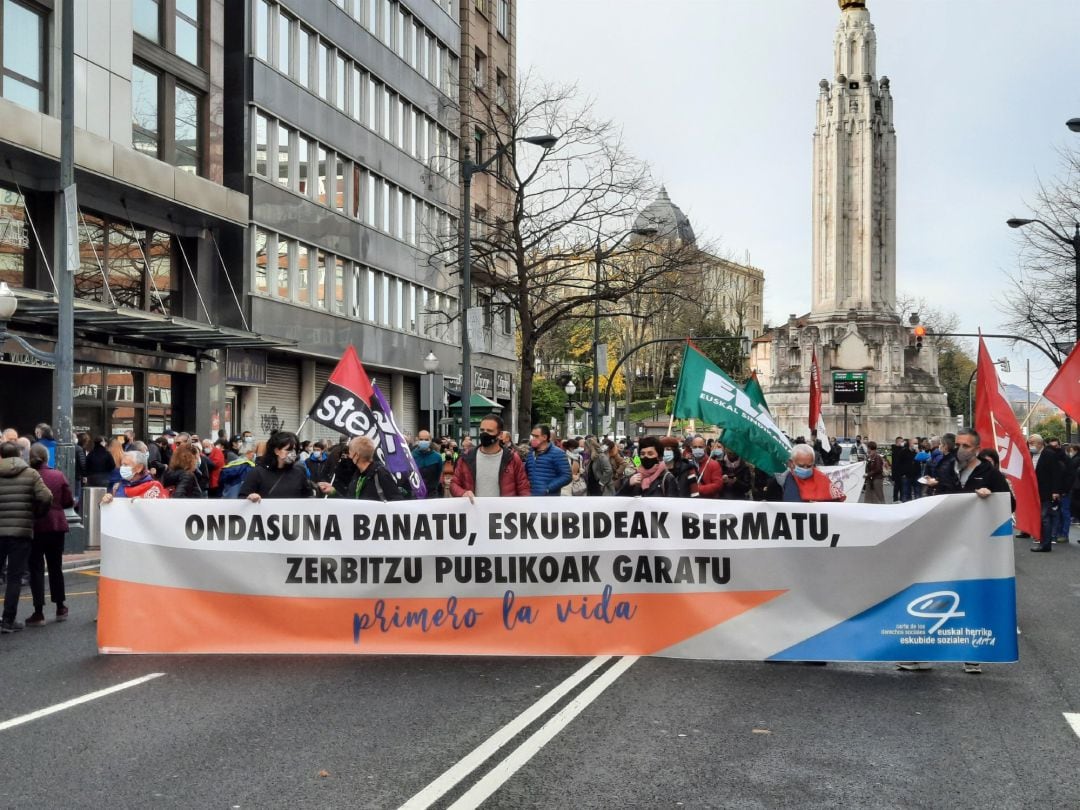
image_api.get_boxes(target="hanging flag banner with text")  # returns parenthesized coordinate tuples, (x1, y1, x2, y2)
(98, 495, 1018, 662)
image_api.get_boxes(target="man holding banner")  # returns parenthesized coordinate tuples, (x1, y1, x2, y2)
(317, 436, 403, 502)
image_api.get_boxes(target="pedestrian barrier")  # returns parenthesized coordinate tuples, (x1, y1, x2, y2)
(82, 487, 106, 551)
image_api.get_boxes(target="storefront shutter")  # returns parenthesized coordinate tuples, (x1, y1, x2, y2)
(254, 360, 301, 441)
(400, 376, 419, 437)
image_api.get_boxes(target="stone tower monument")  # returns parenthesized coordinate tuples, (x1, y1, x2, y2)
(751, 0, 952, 441)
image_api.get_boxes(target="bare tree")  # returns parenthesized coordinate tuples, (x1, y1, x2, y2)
(998, 146, 1080, 363)
(430, 75, 703, 437)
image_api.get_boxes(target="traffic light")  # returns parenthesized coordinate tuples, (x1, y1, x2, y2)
(913, 324, 926, 352)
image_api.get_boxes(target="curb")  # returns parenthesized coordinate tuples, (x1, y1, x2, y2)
(62, 556, 101, 572)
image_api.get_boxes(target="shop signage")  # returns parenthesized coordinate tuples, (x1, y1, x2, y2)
(0, 350, 54, 369)
(474, 367, 495, 399)
(496, 371, 512, 401)
(225, 349, 267, 386)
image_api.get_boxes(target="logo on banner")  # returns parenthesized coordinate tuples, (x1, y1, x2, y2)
(906, 590, 966, 634)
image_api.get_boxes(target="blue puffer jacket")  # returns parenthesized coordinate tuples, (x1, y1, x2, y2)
(525, 444, 572, 496)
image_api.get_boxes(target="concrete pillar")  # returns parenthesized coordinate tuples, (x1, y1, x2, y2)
(239, 385, 258, 435)
(299, 359, 317, 439)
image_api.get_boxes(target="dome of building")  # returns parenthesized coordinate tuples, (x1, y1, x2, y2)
(633, 186, 696, 245)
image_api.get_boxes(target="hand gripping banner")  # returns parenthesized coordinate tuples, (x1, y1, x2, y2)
(98, 494, 1018, 661)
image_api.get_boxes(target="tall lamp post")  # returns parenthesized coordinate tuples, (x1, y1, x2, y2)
(591, 225, 657, 439)
(564, 379, 577, 436)
(459, 133, 558, 440)
(1006, 216, 1080, 439)
(422, 351, 441, 437)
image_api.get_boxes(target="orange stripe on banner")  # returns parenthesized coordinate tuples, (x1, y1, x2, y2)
(98, 578, 786, 656)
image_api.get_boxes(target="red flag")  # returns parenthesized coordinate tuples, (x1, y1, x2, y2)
(974, 336, 1041, 538)
(809, 349, 831, 451)
(1042, 340, 1080, 424)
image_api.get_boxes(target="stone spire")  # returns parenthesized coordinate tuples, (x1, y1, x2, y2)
(811, 0, 896, 317)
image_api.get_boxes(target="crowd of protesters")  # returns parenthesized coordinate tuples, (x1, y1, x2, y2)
(1, 413, 1068, 654)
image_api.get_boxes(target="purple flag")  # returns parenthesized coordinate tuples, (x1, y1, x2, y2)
(370, 383, 427, 499)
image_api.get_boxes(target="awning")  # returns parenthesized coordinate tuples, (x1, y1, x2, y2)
(447, 392, 502, 411)
(7, 288, 293, 351)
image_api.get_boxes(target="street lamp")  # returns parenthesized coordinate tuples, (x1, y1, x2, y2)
(1067, 118, 1080, 133)
(422, 350, 441, 438)
(0, 283, 58, 364)
(1007, 216, 1080, 438)
(564, 379, 577, 436)
(591, 225, 657, 440)
(460, 133, 559, 441)
(967, 357, 1009, 426)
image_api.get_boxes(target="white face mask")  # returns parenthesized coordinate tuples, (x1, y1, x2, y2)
(283, 451, 298, 465)
(662, 450, 675, 464)
(119, 465, 135, 481)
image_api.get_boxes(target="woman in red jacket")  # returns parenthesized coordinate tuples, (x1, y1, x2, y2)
(27, 444, 73, 626)
(696, 441, 726, 499)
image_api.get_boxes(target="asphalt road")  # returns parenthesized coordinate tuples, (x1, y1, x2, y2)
(2, 533, 1079, 810)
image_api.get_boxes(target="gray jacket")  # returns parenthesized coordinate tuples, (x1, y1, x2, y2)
(587, 451, 614, 496)
(0, 457, 53, 539)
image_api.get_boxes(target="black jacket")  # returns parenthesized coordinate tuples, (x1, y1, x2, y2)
(239, 464, 313, 499)
(84, 445, 115, 488)
(163, 468, 203, 499)
(937, 459, 1015, 511)
(337, 461, 404, 502)
(617, 468, 678, 497)
(1034, 450, 1066, 502)
(891, 445, 916, 479)
(719, 460, 752, 500)
(671, 458, 700, 498)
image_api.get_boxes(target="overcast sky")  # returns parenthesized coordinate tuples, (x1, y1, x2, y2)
(517, 0, 1080, 392)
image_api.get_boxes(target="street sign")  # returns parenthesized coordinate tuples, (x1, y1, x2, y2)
(832, 371, 867, 404)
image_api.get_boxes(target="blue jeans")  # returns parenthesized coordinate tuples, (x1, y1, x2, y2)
(899, 476, 914, 502)
(1057, 494, 1072, 538)
(1039, 501, 1058, 550)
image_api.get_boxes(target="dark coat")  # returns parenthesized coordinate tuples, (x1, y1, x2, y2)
(617, 468, 678, 497)
(239, 464, 312, 499)
(0, 458, 53, 538)
(1034, 450, 1066, 502)
(84, 445, 116, 488)
(33, 467, 73, 535)
(337, 462, 404, 501)
(936, 459, 1015, 511)
(163, 468, 203, 499)
(719, 460, 752, 500)
(891, 445, 916, 479)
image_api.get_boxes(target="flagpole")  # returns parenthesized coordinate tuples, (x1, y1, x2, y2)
(293, 416, 310, 438)
(1020, 395, 1047, 429)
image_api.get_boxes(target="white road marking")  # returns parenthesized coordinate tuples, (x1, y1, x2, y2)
(447, 656, 639, 810)
(1064, 712, 1080, 739)
(0, 673, 164, 732)
(399, 656, 613, 810)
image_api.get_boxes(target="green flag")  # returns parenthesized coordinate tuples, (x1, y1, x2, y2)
(743, 371, 769, 412)
(673, 343, 792, 474)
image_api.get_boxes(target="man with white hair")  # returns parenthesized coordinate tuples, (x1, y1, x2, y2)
(780, 444, 846, 503)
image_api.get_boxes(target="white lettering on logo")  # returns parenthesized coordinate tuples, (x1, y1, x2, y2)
(906, 590, 966, 634)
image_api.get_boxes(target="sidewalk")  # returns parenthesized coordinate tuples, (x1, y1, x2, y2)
(62, 551, 100, 571)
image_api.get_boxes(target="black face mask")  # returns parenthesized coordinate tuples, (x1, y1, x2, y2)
(478, 432, 499, 448)
(640, 456, 659, 469)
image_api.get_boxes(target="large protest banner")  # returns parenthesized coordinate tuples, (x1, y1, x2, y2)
(98, 495, 1018, 662)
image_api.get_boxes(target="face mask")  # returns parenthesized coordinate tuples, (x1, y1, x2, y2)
(479, 433, 499, 448)
(1029, 446, 1038, 455)
(692, 448, 705, 459)
(417, 440, 431, 451)
(711, 450, 724, 459)
(283, 451, 298, 465)
(530, 438, 542, 449)
(640, 456, 658, 469)
(793, 466, 814, 479)
(956, 447, 976, 465)
(662, 450, 675, 464)
(119, 465, 134, 481)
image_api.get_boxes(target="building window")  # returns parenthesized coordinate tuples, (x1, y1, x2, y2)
(296, 244, 310, 303)
(0, 1, 45, 112)
(334, 52, 346, 111)
(75, 211, 175, 314)
(496, 0, 508, 36)
(254, 112, 269, 176)
(473, 47, 485, 90)
(173, 83, 199, 173)
(473, 128, 484, 162)
(334, 157, 345, 213)
(131, 64, 160, 159)
(136, 0, 201, 65)
(0, 187, 28, 287)
(366, 267, 376, 321)
(316, 146, 328, 205)
(277, 10, 292, 75)
(334, 258, 345, 314)
(296, 134, 309, 195)
(134, 0, 161, 43)
(297, 26, 311, 88)
(317, 41, 328, 99)
(381, 273, 390, 325)
(276, 236, 289, 297)
(315, 250, 327, 309)
(495, 69, 507, 108)
(253, 229, 269, 295)
(276, 124, 291, 186)
(254, 0, 269, 60)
